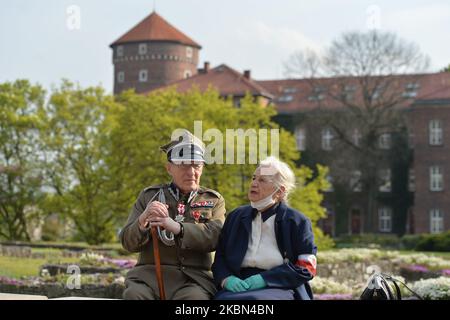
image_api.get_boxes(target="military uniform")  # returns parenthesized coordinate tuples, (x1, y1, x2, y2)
(120, 130, 226, 300)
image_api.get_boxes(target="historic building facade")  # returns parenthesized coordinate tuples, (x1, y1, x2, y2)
(111, 11, 450, 236)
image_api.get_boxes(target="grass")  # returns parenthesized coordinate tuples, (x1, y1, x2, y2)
(0, 255, 79, 279)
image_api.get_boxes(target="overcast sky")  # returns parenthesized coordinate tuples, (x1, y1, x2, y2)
(1, 0, 449, 94)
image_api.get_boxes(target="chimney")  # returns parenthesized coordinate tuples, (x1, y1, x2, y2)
(204, 61, 210, 73)
(244, 70, 251, 80)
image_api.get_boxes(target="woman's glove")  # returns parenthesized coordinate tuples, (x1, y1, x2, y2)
(244, 274, 267, 291)
(224, 275, 250, 292)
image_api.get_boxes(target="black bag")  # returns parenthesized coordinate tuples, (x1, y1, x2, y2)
(360, 273, 422, 300)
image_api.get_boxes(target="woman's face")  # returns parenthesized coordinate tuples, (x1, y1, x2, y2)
(248, 166, 278, 202)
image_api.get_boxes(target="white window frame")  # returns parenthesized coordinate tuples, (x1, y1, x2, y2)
(379, 207, 392, 232)
(378, 133, 391, 149)
(321, 128, 334, 151)
(429, 120, 443, 146)
(379, 169, 391, 192)
(352, 128, 362, 147)
(408, 169, 415, 192)
(430, 209, 444, 234)
(403, 82, 420, 98)
(138, 69, 148, 82)
(430, 166, 443, 191)
(294, 127, 306, 151)
(117, 71, 124, 83)
(138, 43, 147, 55)
(186, 46, 193, 59)
(325, 175, 334, 192)
(117, 45, 124, 57)
(350, 170, 362, 192)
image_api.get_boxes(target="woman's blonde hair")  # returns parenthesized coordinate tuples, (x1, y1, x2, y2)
(258, 156, 296, 202)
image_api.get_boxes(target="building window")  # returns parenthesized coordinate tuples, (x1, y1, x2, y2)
(430, 209, 444, 234)
(117, 71, 124, 83)
(186, 46, 193, 59)
(184, 70, 192, 79)
(321, 128, 334, 150)
(308, 87, 325, 101)
(403, 82, 420, 98)
(277, 95, 293, 102)
(379, 169, 391, 192)
(294, 127, 306, 151)
(408, 169, 415, 192)
(379, 207, 392, 232)
(138, 43, 147, 55)
(430, 166, 443, 191)
(283, 87, 297, 94)
(352, 128, 362, 147)
(408, 132, 415, 149)
(139, 70, 148, 82)
(429, 120, 443, 146)
(343, 85, 356, 101)
(325, 175, 334, 192)
(378, 133, 391, 149)
(350, 170, 362, 192)
(117, 45, 124, 57)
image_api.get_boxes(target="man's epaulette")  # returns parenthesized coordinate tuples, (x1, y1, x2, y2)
(142, 184, 169, 193)
(198, 187, 222, 198)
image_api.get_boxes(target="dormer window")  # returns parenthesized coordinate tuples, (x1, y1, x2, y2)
(403, 82, 420, 98)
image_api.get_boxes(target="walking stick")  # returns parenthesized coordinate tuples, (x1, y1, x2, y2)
(151, 226, 166, 300)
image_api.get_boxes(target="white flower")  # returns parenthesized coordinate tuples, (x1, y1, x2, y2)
(411, 277, 450, 300)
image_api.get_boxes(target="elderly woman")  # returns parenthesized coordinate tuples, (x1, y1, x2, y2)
(212, 156, 317, 300)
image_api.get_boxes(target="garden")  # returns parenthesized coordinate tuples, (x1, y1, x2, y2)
(1, 242, 449, 300)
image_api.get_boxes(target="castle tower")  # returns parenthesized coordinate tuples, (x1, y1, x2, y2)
(110, 11, 201, 94)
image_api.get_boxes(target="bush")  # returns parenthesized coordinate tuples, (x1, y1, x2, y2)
(415, 231, 450, 252)
(334, 234, 400, 249)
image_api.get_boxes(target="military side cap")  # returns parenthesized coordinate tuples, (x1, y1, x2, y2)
(160, 130, 205, 163)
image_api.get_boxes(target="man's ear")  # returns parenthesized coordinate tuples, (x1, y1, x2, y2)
(166, 162, 172, 176)
(278, 186, 286, 198)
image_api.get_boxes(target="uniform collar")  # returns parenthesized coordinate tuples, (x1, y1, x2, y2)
(169, 182, 197, 203)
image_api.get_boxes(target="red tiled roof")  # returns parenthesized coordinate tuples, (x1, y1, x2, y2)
(110, 11, 201, 48)
(257, 72, 450, 113)
(150, 64, 274, 99)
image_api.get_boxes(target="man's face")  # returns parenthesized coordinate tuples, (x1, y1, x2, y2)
(166, 161, 204, 194)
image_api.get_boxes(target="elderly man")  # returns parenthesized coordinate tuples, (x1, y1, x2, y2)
(120, 130, 226, 300)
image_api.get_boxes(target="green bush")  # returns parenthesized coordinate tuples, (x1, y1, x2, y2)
(334, 234, 400, 249)
(415, 231, 450, 252)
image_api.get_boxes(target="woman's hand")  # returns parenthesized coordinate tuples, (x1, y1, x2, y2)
(244, 274, 267, 291)
(224, 276, 250, 292)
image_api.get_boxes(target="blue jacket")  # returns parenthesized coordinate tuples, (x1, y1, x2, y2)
(212, 202, 317, 300)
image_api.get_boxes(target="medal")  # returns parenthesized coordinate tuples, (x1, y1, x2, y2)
(175, 203, 185, 222)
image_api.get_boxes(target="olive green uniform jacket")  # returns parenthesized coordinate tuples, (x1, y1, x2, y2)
(119, 184, 226, 297)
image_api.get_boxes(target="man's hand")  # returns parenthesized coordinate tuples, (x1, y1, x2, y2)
(149, 216, 181, 235)
(138, 201, 169, 230)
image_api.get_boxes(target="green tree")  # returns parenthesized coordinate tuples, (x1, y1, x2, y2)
(0, 80, 46, 240)
(39, 81, 121, 244)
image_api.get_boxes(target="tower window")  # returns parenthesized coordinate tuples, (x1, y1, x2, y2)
(138, 43, 147, 55)
(117, 71, 124, 83)
(186, 47, 193, 59)
(117, 46, 124, 57)
(184, 70, 192, 79)
(139, 70, 148, 82)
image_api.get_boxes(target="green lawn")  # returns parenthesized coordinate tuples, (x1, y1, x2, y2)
(0, 255, 79, 279)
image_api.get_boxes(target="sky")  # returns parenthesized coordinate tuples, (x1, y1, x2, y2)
(1, 0, 450, 94)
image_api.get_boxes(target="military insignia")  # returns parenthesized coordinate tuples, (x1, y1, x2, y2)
(191, 201, 214, 208)
(176, 203, 186, 222)
(191, 210, 201, 222)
